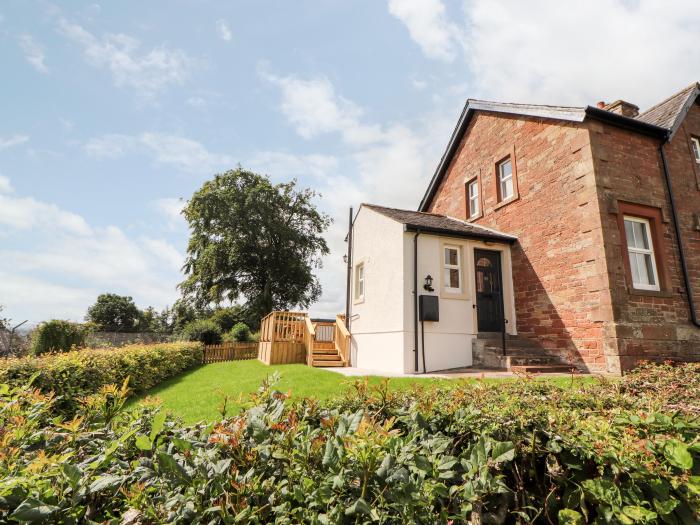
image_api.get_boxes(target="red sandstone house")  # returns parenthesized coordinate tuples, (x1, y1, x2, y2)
(348, 83, 700, 374)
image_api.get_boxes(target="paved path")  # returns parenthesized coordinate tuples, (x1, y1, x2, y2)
(326, 366, 588, 379)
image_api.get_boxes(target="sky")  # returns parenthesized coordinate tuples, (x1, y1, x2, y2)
(1, 0, 699, 327)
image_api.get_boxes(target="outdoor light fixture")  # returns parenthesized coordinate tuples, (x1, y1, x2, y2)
(343, 254, 348, 263)
(423, 274, 434, 292)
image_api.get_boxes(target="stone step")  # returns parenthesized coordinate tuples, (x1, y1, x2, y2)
(510, 364, 576, 374)
(313, 360, 345, 367)
(507, 355, 562, 366)
(477, 338, 539, 349)
(482, 345, 548, 355)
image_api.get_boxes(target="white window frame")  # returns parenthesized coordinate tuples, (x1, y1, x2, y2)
(498, 158, 514, 201)
(468, 179, 480, 218)
(624, 216, 660, 292)
(354, 262, 365, 302)
(442, 245, 462, 294)
(691, 137, 700, 165)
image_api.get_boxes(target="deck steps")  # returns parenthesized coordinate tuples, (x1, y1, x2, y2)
(311, 340, 345, 367)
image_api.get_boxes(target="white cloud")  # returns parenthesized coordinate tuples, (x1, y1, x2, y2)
(0, 185, 182, 322)
(216, 19, 232, 41)
(57, 18, 192, 96)
(186, 96, 207, 108)
(0, 134, 29, 150)
(84, 133, 233, 174)
(154, 197, 186, 229)
(247, 151, 338, 180)
(0, 175, 13, 194)
(18, 34, 49, 74)
(387, 0, 461, 61)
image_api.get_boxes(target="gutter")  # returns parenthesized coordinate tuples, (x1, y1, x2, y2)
(659, 141, 700, 328)
(345, 207, 354, 332)
(403, 224, 516, 244)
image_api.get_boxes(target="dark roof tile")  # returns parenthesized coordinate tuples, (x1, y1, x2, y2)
(363, 204, 516, 243)
(636, 83, 699, 131)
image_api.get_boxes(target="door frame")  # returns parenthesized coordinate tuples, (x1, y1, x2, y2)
(473, 248, 506, 333)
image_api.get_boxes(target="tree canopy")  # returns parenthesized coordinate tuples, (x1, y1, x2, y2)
(180, 169, 331, 320)
(85, 293, 141, 332)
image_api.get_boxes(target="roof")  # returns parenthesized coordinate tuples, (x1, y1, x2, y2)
(418, 84, 698, 212)
(362, 203, 517, 244)
(636, 82, 700, 137)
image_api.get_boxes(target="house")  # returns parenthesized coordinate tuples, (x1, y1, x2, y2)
(348, 83, 700, 375)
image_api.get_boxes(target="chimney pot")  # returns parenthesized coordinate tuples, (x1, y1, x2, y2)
(597, 101, 606, 109)
(603, 99, 640, 118)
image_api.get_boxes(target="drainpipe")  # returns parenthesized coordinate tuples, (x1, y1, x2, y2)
(345, 207, 353, 332)
(659, 143, 700, 328)
(413, 231, 421, 373)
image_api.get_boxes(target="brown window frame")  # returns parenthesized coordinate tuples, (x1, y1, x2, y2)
(616, 201, 669, 295)
(464, 172, 483, 221)
(494, 146, 520, 209)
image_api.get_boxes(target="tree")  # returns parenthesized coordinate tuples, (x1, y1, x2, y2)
(0, 304, 8, 331)
(30, 320, 91, 355)
(180, 168, 331, 321)
(180, 319, 222, 345)
(86, 293, 141, 332)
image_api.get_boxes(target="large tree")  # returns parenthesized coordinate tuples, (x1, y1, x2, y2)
(86, 293, 141, 332)
(180, 168, 331, 319)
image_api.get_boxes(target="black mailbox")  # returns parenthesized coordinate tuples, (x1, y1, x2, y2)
(419, 295, 439, 322)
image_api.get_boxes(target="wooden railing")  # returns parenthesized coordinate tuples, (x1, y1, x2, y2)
(259, 311, 306, 343)
(304, 316, 316, 366)
(203, 342, 258, 363)
(334, 315, 351, 365)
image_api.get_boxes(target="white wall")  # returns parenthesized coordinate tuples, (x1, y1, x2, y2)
(402, 233, 517, 373)
(349, 208, 406, 372)
(349, 206, 516, 374)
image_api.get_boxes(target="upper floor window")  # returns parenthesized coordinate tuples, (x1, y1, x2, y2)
(498, 158, 514, 201)
(467, 179, 479, 218)
(443, 245, 462, 293)
(354, 262, 365, 301)
(691, 137, 700, 165)
(623, 216, 660, 291)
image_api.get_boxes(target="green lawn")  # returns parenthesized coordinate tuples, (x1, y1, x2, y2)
(130, 360, 594, 424)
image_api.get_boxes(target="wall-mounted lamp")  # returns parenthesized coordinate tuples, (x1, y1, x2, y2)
(343, 254, 348, 264)
(423, 274, 434, 292)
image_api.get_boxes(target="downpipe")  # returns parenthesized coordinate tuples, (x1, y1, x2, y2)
(413, 231, 421, 373)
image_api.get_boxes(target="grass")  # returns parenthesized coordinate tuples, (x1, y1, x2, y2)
(130, 360, 594, 424)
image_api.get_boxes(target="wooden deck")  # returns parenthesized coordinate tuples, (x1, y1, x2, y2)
(258, 311, 350, 368)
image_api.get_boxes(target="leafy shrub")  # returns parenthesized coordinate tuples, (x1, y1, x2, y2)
(209, 306, 246, 332)
(30, 319, 92, 355)
(0, 363, 698, 523)
(0, 342, 202, 415)
(180, 319, 222, 345)
(223, 322, 251, 342)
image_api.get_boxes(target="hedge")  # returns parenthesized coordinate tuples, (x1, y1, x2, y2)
(0, 342, 203, 415)
(0, 362, 698, 523)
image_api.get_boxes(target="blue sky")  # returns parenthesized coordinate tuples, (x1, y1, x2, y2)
(1, 0, 698, 326)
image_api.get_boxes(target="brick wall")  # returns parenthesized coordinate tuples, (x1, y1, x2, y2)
(592, 104, 700, 369)
(428, 112, 618, 373)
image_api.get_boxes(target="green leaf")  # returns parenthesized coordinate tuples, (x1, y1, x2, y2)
(149, 411, 167, 442)
(622, 506, 657, 524)
(653, 498, 678, 516)
(582, 479, 621, 506)
(686, 476, 700, 496)
(135, 434, 152, 451)
(491, 441, 515, 464)
(157, 451, 190, 483)
(62, 463, 82, 487)
(345, 498, 371, 516)
(89, 475, 125, 494)
(10, 498, 59, 523)
(558, 509, 585, 525)
(662, 440, 693, 470)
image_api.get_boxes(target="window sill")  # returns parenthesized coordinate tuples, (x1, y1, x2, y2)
(466, 212, 483, 223)
(353, 297, 365, 305)
(494, 194, 519, 210)
(627, 288, 673, 298)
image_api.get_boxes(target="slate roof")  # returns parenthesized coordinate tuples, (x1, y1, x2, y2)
(362, 204, 517, 243)
(636, 82, 700, 135)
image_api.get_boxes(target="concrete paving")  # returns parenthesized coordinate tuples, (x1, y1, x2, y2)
(325, 366, 586, 379)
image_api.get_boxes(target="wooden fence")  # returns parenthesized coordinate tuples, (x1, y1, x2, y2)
(203, 342, 258, 363)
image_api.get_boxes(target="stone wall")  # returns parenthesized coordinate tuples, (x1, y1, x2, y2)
(428, 112, 617, 373)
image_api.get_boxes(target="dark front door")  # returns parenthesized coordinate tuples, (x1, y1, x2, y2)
(474, 249, 504, 332)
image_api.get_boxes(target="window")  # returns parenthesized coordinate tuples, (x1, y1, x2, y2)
(624, 216, 660, 291)
(691, 137, 700, 165)
(443, 246, 461, 293)
(354, 263, 365, 301)
(467, 179, 479, 218)
(498, 158, 514, 201)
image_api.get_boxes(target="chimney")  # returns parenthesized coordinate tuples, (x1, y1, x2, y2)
(596, 101, 606, 109)
(603, 99, 640, 118)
